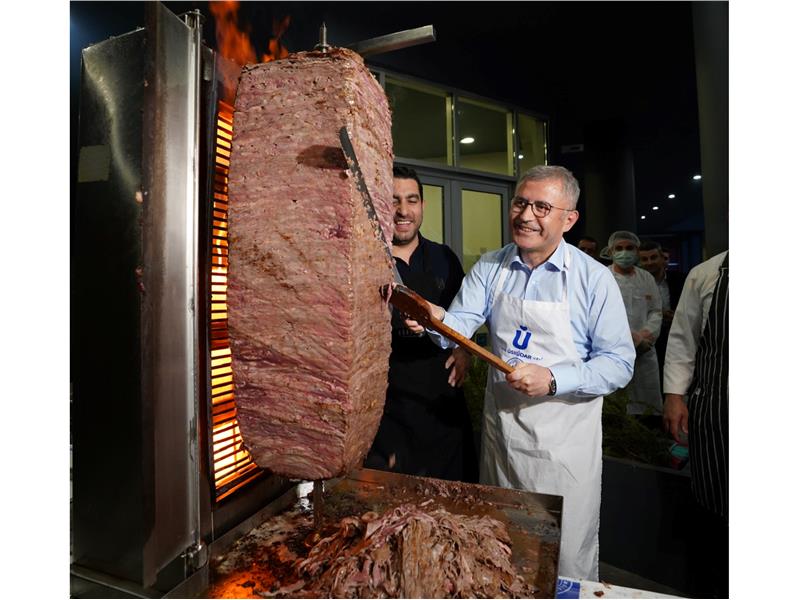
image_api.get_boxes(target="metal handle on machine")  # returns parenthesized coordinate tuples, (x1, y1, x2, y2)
(345, 25, 436, 57)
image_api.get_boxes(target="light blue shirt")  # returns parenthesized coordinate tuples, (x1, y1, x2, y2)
(431, 240, 635, 398)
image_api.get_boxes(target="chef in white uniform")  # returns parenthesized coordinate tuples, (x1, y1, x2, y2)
(403, 165, 634, 581)
(606, 231, 663, 417)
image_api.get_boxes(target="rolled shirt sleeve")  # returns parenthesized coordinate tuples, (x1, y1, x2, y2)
(662, 255, 723, 396)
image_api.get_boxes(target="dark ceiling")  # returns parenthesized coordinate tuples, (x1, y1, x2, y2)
(70, 1, 717, 237)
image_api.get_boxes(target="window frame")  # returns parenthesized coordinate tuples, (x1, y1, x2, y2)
(370, 65, 550, 178)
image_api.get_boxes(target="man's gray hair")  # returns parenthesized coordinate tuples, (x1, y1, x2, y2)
(515, 165, 581, 209)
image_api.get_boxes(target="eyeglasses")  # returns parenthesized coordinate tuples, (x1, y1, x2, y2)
(511, 196, 574, 218)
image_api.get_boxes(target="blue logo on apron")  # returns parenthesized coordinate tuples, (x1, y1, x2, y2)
(512, 326, 531, 350)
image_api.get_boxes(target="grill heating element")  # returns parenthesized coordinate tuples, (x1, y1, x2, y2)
(208, 101, 262, 501)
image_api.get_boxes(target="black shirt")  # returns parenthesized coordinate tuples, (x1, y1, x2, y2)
(365, 233, 478, 482)
(391, 235, 465, 360)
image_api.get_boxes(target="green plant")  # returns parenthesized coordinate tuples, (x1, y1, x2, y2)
(462, 358, 488, 436)
(602, 389, 672, 467)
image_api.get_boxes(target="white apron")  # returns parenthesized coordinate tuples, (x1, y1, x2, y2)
(612, 270, 662, 415)
(480, 247, 603, 581)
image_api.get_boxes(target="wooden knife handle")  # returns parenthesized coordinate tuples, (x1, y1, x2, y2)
(426, 318, 514, 375)
(387, 284, 514, 375)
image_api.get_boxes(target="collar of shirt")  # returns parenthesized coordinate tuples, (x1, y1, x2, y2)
(508, 239, 567, 273)
(396, 234, 428, 270)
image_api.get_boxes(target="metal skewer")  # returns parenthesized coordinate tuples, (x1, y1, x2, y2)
(314, 22, 331, 53)
(313, 479, 324, 529)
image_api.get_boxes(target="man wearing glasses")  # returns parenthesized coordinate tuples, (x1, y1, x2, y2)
(404, 165, 634, 581)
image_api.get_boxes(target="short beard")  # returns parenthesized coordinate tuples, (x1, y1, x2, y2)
(392, 231, 418, 246)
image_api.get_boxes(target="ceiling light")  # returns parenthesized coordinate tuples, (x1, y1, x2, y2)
(460, 137, 475, 144)
(641, 215, 646, 220)
(668, 194, 676, 199)
(693, 174, 702, 180)
(652, 206, 659, 210)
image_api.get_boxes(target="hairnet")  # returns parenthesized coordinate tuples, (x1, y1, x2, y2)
(607, 230, 641, 248)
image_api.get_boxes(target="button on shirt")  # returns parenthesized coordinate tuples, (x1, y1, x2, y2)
(430, 240, 635, 398)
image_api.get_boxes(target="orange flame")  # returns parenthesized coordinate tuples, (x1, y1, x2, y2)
(266, 15, 291, 62)
(209, 1, 291, 65)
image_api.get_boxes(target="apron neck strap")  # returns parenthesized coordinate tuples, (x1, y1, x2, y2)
(492, 243, 570, 305)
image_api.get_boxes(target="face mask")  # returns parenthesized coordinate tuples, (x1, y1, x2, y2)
(612, 250, 637, 268)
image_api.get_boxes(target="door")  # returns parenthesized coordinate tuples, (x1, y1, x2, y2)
(416, 173, 510, 270)
(452, 180, 509, 272)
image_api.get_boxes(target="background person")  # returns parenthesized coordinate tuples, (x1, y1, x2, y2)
(638, 240, 687, 378)
(405, 165, 635, 581)
(365, 166, 478, 482)
(662, 251, 729, 598)
(607, 231, 663, 423)
(577, 235, 599, 258)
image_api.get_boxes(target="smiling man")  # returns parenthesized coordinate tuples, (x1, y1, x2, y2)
(405, 165, 634, 580)
(365, 165, 478, 483)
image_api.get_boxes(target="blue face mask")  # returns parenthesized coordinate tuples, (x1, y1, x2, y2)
(612, 250, 637, 268)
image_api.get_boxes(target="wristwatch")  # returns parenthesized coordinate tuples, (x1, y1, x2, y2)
(547, 370, 557, 396)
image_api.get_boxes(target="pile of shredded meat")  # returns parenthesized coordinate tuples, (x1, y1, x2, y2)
(293, 503, 537, 598)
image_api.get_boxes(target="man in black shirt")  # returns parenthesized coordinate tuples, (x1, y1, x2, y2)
(365, 166, 478, 482)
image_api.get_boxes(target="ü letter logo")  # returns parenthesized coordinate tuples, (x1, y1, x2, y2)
(512, 326, 531, 350)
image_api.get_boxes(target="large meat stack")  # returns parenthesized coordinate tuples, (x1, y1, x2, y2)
(227, 48, 395, 480)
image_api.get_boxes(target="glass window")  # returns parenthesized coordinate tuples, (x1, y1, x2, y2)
(517, 114, 547, 174)
(385, 78, 453, 165)
(461, 188, 503, 273)
(457, 98, 513, 176)
(419, 183, 444, 244)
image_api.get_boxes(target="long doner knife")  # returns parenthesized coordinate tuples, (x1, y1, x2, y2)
(338, 126, 403, 285)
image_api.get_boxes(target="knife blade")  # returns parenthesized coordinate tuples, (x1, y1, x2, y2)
(387, 284, 514, 374)
(338, 126, 403, 285)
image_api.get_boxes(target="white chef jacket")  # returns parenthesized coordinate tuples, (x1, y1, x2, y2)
(663, 252, 729, 395)
(609, 265, 662, 414)
(609, 266, 662, 338)
(656, 277, 670, 311)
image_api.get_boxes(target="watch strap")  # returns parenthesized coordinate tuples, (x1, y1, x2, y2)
(547, 370, 557, 396)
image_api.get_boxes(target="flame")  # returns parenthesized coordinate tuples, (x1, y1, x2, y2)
(265, 15, 291, 62)
(209, 1, 291, 65)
